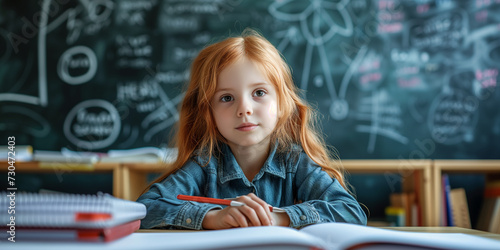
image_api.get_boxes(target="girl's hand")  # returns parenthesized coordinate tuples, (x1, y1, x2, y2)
(270, 209, 291, 227)
(202, 193, 273, 229)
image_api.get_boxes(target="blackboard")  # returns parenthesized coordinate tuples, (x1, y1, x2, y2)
(1, 0, 499, 159)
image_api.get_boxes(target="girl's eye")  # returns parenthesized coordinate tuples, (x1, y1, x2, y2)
(254, 89, 267, 97)
(220, 95, 233, 102)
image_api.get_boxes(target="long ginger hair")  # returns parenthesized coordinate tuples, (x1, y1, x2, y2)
(144, 29, 346, 193)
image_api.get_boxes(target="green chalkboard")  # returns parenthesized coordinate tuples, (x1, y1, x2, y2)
(1, 0, 499, 159)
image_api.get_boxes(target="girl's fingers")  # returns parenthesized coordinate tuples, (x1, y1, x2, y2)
(228, 208, 249, 227)
(247, 193, 273, 223)
(225, 212, 240, 228)
(238, 205, 261, 226)
(237, 194, 272, 226)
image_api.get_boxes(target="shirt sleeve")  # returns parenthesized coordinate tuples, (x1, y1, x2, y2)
(283, 153, 367, 228)
(136, 160, 221, 230)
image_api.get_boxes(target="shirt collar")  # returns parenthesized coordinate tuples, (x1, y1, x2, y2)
(218, 142, 286, 184)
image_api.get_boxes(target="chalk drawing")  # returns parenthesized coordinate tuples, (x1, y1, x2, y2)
(0, 0, 50, 106)
(356, 90, 408, 153)
(269, 0, 411, 151)
(57, 45, 98, 85)
(117, 124, 140, 148)
(142, 85, 184, 142)
(37, 0, 51, 106)
(0, 106, 50, 137)
(269, 0, 354, 120)
(66, 0, 113, 44)
(0, 52, 36, 104)
(275, 26, 302, 51)
(63, 99, 121, 150)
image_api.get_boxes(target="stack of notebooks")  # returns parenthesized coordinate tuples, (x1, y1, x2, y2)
(0, 192, 146, 242)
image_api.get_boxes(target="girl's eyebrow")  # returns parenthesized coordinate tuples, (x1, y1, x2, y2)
(214, 82, 270, 94)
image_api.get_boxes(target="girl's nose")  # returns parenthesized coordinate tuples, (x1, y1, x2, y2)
(237, 98, 253, 117)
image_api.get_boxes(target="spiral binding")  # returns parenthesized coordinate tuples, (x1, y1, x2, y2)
(0, 191, 146, 228)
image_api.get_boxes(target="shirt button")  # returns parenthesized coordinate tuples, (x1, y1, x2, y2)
(186, 218, 192, 224)
(300, 215, 307, 221)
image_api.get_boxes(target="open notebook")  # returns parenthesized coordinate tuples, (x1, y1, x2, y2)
(0, 192, 146, 228)
(3, 222, 500, 249)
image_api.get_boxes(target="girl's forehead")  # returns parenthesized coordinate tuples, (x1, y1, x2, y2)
(218, 57, 269, 85)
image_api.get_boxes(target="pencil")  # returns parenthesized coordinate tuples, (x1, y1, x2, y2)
(176, 194, 285, 213)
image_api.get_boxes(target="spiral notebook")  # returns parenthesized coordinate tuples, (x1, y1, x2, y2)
(0, 192, 146, 228)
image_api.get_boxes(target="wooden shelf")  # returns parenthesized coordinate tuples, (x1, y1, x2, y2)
(343, 160, 433, 226)
(119, 159, 434, 226)
(432, 160, 500, 227)
(121, 162, 170, 201)
(6, 159, 499, 228)
(0, 161, 121, 198)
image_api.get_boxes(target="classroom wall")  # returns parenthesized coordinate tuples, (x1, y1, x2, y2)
(1, 0, 499, 159)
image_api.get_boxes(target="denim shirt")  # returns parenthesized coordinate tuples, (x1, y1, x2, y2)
(137, 143, 367, 230)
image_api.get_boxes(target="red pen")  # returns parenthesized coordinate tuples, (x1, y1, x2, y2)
(176, 194, 285, 213)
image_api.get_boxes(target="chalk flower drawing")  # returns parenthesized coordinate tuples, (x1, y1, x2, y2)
(269, 0, 353, 120)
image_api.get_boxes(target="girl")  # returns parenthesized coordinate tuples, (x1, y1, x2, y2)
(137, 29, 367, 230)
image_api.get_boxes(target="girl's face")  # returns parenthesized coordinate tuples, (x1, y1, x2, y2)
(212, 56, 278, 150)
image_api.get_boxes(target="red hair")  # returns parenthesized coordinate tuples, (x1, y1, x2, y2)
(144, 29, 346, 192)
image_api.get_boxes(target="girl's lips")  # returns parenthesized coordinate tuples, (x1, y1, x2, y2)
(236, 123, 258, 131)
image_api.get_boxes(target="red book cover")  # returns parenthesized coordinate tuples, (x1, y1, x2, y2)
(10, 219, 141, 242)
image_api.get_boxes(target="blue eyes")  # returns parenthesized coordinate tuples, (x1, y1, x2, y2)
(219, 89, 267, 102)
(254, 89, 266, 97)
(221, 96, 233, 102)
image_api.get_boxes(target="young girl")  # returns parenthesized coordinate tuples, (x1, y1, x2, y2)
(137, 29, 367, 230)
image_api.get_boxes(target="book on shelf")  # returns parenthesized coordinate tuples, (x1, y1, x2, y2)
(100, 147, 177, 163)
(410, 169, 423, 226)
(449, 188, 471, 228)
(441, 174, 454, 226)
(0, 192, 146, 242)
(389, 192, 417, 226)
(477, 180, 500, 233)
(33, 150, 99, 164)
(385, 206, 405, 226)
(0, 145, 33, 161)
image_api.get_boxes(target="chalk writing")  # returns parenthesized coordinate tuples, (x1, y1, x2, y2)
(428, 90, 478, 145)
(57, 46, 97, 85)
(115, 34, 153, 69)
(115, 0, 158, 26)
(407, 11, 467, 50)
(475, 68, 498, 88)
(377, 0, 405, 34)
(63, 99, 120, 150)
(1, 0, 499, 159)
(355, 50, 383, 90)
